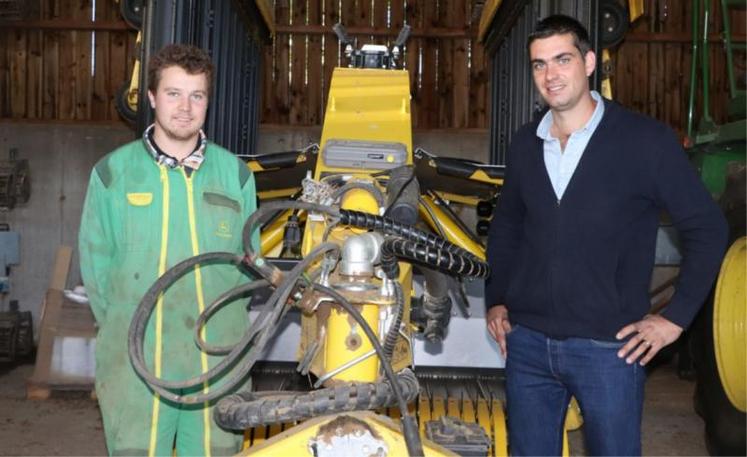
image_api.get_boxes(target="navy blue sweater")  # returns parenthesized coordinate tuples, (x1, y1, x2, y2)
(485, 101, 728, 340)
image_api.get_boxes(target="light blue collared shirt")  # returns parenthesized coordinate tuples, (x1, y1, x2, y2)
(536, 90, 605, 201)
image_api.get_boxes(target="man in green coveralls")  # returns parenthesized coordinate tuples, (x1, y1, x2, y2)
(79, 43, 259, 456)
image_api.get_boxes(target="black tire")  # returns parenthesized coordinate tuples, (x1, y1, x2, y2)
(599, 0, 629, 48)
(115, 82, 138, 126)
(691, 165, 747, 456)
(691, 293, 746, 456)
(120, 0, 144, 30)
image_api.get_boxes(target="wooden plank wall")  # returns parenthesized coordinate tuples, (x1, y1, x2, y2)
(611, 0, 745, 136)
(0, 0, 137, 121)
(0, 0, 742, 136)
(261, 0, 490, 130)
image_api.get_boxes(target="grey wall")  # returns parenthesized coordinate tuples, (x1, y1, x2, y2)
(0, 121, 488, 338)
(0, 122, 135, 334)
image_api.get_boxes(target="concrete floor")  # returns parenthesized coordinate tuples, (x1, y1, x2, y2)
(0, 358, 708, 456)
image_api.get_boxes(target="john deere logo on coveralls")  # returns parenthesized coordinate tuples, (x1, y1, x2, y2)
(216, 221, 232, 238)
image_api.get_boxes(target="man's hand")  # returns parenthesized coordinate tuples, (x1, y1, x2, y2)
(486, 305, 512, 357)
(616, 314, 683, 366)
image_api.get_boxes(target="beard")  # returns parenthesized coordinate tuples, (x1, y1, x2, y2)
(158, 118, 201, 142)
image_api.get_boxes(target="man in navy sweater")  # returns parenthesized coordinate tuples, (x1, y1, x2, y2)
(484, 15, 727, 456)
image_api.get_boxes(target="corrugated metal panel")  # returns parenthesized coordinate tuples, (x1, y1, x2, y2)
(137, 0, 269, 155)
(484, 0, 600, 165)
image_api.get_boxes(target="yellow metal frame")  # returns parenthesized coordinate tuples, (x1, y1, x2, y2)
(241, 411, 457, 456)
(713, 236, 746, 412)
(125, 32, 142, 111)
(478, 0, 505, 43)
(254, 0, 275, 35)
(628, 0, 645, 22)
(419, 195, 486, 261)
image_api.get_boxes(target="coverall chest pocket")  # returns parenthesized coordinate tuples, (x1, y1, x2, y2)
(124, 192, 156, 252)
(201, 188, 242, 250)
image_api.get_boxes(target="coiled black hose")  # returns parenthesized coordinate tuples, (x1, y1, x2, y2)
(214, 369, 419, 429)
(241, 201, 340, 285)
(127, 244, 339, 404)
(339, 209, 483, 262)
(380, 237, 489, 280)
(193, 280, 270, 355)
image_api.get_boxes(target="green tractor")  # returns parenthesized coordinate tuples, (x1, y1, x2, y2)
(685, 0, 746, 454)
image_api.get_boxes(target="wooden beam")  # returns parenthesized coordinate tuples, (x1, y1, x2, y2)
(0, 20, 130, 31)
(274, 24, 473, 39)
(624, 32, 746, 43)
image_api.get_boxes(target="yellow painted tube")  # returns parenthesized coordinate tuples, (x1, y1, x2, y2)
(418, 396, 431, 436)
(629, 0, 644, 22)
(419, 195, 486, 260)
(491, 399, 508, 457)
(323, 303, 379, 383)
(476, 399, 492, 455)
(432, 395, 446, 420)
(447, 397, 460, 418)
(462, 397, 476, 423)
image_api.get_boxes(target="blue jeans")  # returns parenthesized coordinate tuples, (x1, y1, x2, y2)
(505, 325, 645, 456)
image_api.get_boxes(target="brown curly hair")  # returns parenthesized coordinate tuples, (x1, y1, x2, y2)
(147, 43, 214, 95)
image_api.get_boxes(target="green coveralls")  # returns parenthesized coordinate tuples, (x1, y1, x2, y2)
(79, 140, 259, 456)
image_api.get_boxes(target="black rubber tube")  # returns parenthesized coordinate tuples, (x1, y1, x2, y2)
(382, 281, 404, 362)
(214, 369, 419, 429)
(127, 244, 339, 404)
(380, 237, 489, 280)
(421, 268, 452, 342)
(241, 201, 340, 285)
(194, 280, 270, 355)
(339, 209, 481, 261)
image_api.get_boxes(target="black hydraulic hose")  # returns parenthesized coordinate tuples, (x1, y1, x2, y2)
(244, 201, 485, 279)
(309, 283, 425, 457)
(382, 281, 404, 362)
(420, 268, 453, 342)
(128, 244, 339, 404)
(194, 280, 270, 355)
(339, 209, 482, 262)
(214, 369, 419, 429)
(129, 252, 244, 389)
(241, 200, 340, 285)
(380, 237, 489, 280)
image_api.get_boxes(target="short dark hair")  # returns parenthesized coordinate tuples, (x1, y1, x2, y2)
(147, 43, 214, 95)
(527, 14, 592, 56)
